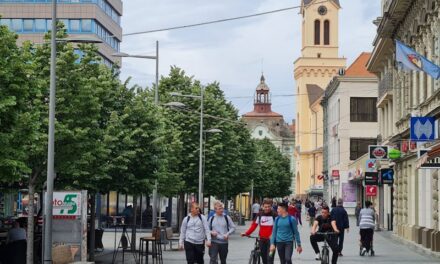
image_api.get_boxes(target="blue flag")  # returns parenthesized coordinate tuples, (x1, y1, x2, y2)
(396, 40, 440, 79)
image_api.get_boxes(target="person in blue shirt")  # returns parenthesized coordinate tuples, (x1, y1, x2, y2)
(269, 202, 302, 264)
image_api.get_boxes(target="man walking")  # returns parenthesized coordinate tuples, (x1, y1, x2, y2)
(180, 202, 212, 264)
(252, 200, 261, 220)
(242, 199, 276, 264)
(307, 203, 317, 227)
(269, 202, 302, 264)
(330, 198, 349, 256)
(208, 201, 236, 264)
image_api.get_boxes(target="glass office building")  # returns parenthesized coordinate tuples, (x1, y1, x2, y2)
(0, 0, 123, 66)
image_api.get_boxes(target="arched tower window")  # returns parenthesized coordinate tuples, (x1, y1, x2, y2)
(314, 20, 320, 45)
(324, 20, 330, 45)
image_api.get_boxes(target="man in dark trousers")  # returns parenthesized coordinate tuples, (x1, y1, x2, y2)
(330, 198, 349, 256)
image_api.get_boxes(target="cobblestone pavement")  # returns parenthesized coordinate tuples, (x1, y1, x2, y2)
(96, 216, 440, 263)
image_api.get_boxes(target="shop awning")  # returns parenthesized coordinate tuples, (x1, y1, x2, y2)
(428, 143, 440, 159)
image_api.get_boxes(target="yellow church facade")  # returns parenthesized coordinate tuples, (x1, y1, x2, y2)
(294, 0, 346, 196)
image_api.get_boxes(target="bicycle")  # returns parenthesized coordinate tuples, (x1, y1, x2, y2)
(316, 232, 337, 264)
(246, 235, 261, 264)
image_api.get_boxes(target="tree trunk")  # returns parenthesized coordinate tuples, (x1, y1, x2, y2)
(177, 192, 185, 231)
(89, 193, 96, 261)
(26, 181, 35, 264)
(131, 195, 138, 252)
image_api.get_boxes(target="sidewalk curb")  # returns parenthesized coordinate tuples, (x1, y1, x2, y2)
(383, 232, 440, 260)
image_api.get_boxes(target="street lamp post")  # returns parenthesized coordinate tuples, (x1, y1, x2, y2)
(43, 1, 57, 263)
(167, 89, 222, 210)
(113, 41, 159, 228)
(44, 2, 103, 262)
(201, 128, 222, 212)
(198, 87, 204, 205)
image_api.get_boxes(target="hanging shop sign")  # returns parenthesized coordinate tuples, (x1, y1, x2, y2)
(369, 145, 389, 160)
(380, 168, 394, 185)
(365, 185, 377, 196)
(364, 172, 379, 185)
(365, 159, 377, 172)
(331, 170, 340, 180)
(410, 117, 435, 142)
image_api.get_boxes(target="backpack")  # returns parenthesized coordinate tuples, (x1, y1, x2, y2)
(186, 214, 203, 224)
(273, 216, 296, 244)
(209, 215, 230, 231)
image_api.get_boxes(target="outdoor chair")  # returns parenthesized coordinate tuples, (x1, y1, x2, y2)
(164, 227, 179, 250)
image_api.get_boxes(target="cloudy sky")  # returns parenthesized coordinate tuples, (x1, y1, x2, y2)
(119, 0, 381, 122)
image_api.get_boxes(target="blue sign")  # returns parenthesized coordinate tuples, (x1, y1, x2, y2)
(410, 117, 435, 141)
(380, 169, 394, 185)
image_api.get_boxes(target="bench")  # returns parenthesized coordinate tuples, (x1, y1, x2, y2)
(165, 227, 180, 250)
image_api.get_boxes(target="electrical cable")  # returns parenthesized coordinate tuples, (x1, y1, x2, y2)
(123, 0, 330, 36)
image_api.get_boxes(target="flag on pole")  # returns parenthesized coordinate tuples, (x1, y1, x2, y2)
(396, 40, 440, 79)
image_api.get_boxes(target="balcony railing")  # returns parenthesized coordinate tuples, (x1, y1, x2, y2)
(379, 72, 393, 99)
(383, 0, 393, 13)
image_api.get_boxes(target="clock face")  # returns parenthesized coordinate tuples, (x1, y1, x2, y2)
(318, 5, 327, 15)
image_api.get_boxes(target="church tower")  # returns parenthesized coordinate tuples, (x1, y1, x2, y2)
(294, 0, 346, 196)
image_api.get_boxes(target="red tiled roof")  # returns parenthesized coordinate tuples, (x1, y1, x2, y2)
(345, 52, 376, 77)
(242, 111, 283, 118)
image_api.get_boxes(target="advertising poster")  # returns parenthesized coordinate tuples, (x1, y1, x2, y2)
(342, 182, 357, 208)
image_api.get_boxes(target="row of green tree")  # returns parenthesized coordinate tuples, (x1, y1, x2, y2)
(0, 24, 292, 262)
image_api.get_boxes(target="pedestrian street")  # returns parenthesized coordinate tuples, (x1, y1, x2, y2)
(98, 216, 440, 264)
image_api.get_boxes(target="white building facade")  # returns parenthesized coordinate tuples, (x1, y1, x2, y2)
(323, 53, 378, 215)
(368, 0, 440, 252)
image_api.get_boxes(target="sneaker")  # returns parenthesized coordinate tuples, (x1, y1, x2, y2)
(361, 247, 367, 256)
(315, 253, 321, 260)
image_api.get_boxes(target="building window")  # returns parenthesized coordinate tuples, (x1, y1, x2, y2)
(11, 19, 22, 32)
(324, 20, 330, 45)
(35, 19, 46, 32)
(314, 20, 320, 45)
(23, 19, 34, 32)
(350, 97, 378, 122)
(350, 138, 376, 160)
(81, 19, 92, 32)
(70, 19, 81, 32)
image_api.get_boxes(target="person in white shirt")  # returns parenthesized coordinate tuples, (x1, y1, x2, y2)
(208, 201, 236, 264)
(179, 202, 211, 264)
(251, 201, 261, 220)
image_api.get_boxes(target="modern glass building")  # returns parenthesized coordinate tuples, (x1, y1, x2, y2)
(0, 0, 123, 66)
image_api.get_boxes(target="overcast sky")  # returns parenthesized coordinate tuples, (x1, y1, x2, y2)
(119, 0, 381, 123)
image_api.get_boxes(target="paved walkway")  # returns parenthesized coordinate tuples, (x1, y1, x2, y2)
(96, 216, 440, 263)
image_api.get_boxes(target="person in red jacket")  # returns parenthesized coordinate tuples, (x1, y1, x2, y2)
(241, 198, 277, 264)
(288, 201, 298, 218)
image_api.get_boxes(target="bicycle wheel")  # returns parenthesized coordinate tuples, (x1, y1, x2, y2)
(321, 247, 329, 264)
(248, 250, 259, 264)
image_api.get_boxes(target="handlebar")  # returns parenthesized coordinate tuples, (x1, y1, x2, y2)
(244, 235, 260, 239)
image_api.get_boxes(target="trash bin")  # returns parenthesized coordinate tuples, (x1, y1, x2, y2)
(238, 214, 245, 226)
(95, 228, 104, 251)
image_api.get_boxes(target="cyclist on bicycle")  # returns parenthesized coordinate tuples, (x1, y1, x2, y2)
(310, 206, 340, 264)
(241, 198, 277, 264)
